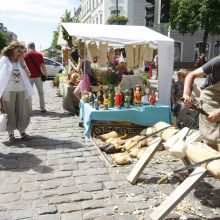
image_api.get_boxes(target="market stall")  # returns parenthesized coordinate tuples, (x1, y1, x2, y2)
(60, 23, 174, 106)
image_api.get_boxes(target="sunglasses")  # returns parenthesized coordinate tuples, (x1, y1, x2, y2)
(14, 48, 23, 53)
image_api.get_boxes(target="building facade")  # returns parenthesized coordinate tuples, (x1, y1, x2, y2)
(79, 0, 219, 67)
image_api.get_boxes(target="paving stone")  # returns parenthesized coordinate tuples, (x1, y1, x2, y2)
(60, 177, 75, 187)
(86, 156, 101, 162)
(0, 184, 21, 194)
(79, 183, 103, 192)
(75, 176, 90, 184)
(22, 182, 40, 192)
(61, 212, 83, 220)
(42, 189, 57, 198)
(60, 164, 77, 171)
(133, 201, 151, 210)
(3, 176, 21, 184)
(115, 215, 138, 220)
(58, 158, 74, 165)
(36, 174, 54, 181)
(77, 162, 93, 170)
(12, 209, 36, 220)
(57, 202, 81, 213)
(38, 205, 57, 215)
(58, 186, 80, 195)
(81, 199, 106, 210)
(0, 193, 20, 203)
(22, 191, 40, 200)
(49, 195, 72, 204)
(54, 171, 72, 179)
(95, 217, 115, 220)
(90, 174, 111, 183)
(92, 190, 112, 200)
(6, 200, 32, 210)
(32, 199, 50, 208)
(83, 207, 115, 219)
(71, 192, 93, 201)
(0, 212, 12, 220)
(86, 167, 108, 175)
(38, 214, 61, 220)
(40, 180, 61, 190)
(72, 170, 87, 177)
(103, 181, 119, 190)
(73, 157, 86, 162)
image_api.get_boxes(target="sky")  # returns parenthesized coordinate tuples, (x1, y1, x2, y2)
(0, 0, 80, 51)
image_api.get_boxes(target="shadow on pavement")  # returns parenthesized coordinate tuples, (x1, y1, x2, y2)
(2, 135, 85, 150)
(194, 181, 220, 208)
(0, 152, 52, 173)
(30, 110, 79, 118)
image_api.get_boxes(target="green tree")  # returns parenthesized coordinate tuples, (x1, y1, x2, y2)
(61, 9, 73, 48)
(51, 26, 61, 50)
(169, 0, 220, 54)
(0, 32, 8, 51)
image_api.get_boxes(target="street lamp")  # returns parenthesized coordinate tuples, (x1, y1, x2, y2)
(116, 0, 118, 16)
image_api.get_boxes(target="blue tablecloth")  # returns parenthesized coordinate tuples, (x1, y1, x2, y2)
(80, 101, 172, 137)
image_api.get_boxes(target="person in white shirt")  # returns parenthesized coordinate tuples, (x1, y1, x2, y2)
(0, 41, 34, 142)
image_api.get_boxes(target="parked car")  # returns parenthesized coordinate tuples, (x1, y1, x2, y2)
(43, 57, 63, 78)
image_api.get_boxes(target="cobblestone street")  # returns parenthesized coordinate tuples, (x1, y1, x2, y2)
(0, 81, 219, 220)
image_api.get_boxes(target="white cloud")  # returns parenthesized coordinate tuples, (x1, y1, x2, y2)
(0, 0, 80, 24)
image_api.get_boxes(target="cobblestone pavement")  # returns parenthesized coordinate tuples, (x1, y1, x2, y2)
(0, 81, 219, 220)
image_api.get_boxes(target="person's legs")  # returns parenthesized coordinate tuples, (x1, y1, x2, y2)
(2, 91, 16, 141)
(16, 91, 31, 139)
(34, 77, 46, 112)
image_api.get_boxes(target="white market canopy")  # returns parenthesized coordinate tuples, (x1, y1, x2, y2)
(61, 23, 174, 106)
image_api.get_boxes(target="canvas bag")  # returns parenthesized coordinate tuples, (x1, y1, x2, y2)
(0, 99, 7, 132)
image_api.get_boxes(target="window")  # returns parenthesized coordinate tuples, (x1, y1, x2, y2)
(111, 9, 120, 15)
(100, 13, 103, 24)
(194, 42, 210, 62)
(96, 16, 98, 24)
(174, 42, 182, 62)
(214, 40, 220, 57)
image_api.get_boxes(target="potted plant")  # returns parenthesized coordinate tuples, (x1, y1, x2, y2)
(106, 15, 128, 25)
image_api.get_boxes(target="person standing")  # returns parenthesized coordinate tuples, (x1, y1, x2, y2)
(153, 52, 158, 79)
(0, 41, 34, 142)
(183, 55, 220, 150)
(24, 42, 47, 112)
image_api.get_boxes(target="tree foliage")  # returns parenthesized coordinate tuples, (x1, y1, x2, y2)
(169, 0, 220, 53)
(51, 26, 61, 50)
(61, 9, 73, 48)
(0, 32, 8, 51)
(51, 9, 73, 49)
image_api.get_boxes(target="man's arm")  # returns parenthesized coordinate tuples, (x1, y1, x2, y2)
(183, 67, 205, 107)
(40, 63, 48, 78)
(208, 109, 220, 123)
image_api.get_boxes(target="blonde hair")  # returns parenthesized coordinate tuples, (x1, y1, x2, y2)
(177, 68, 188, 78)
(2, 41, 23, 57)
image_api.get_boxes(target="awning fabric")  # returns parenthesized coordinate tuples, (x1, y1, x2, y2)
(61, 23, 174, 106)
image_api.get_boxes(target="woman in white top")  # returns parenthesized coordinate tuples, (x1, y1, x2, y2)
(0, 41, 34, 142)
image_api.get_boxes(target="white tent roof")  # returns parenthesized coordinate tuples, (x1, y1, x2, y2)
(61, 23, 174, 106)
(61, 23, 173, 45)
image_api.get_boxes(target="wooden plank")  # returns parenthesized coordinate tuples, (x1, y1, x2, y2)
(150, 166, 207, 220)
(127, 138, 163, 184)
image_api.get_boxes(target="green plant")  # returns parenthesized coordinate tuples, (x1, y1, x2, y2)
(106, 15, 128, 25)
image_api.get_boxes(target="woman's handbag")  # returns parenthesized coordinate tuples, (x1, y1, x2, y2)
(41, 73, 46, 82)
(0, 99, 7, 132)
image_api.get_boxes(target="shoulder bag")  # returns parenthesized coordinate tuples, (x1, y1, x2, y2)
(0, 99, 8, 132)
(29, 54, 46, 82)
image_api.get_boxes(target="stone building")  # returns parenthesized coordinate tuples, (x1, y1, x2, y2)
(78, 0, 219, 67)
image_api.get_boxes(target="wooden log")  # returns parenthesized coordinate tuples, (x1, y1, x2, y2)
(186, 142, 220, 179)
